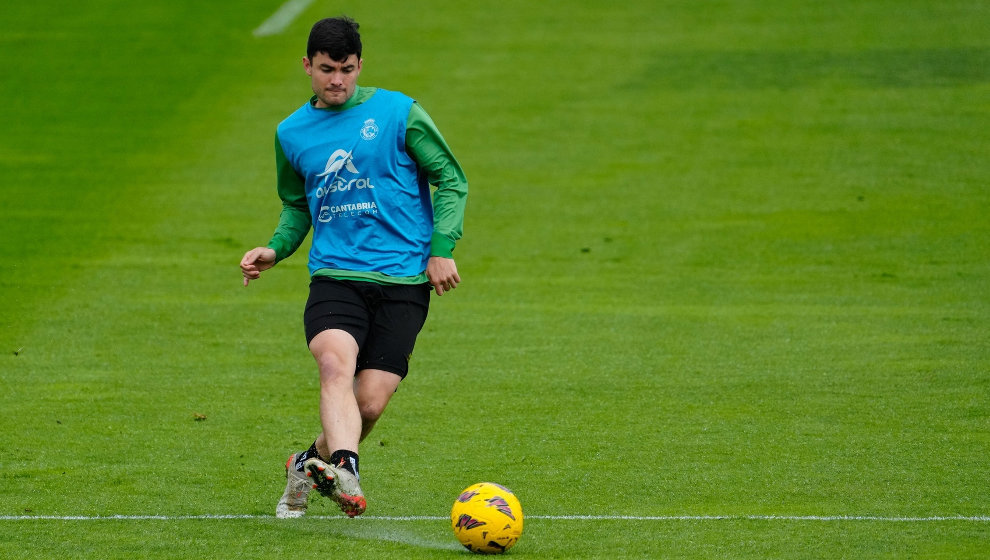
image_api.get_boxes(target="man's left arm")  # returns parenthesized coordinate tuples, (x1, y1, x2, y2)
(406, 102, 468, 294)
(406, 102, 467, 258)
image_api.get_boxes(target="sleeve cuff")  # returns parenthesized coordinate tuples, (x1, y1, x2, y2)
(430, 232, 456, 258)
(265, 241, 286, 264)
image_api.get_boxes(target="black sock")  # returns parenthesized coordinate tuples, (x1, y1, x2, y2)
(292, 442, 321, 472)
(329, 449, 360, 478)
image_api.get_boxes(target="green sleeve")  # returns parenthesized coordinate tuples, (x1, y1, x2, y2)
(405, 102, 468, 258)
(266, 132, 312, 263)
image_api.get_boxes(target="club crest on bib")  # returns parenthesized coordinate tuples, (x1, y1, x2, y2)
(360, 118, 379, 140)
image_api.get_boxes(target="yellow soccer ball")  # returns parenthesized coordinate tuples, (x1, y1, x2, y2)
(450, 482, 524, 554)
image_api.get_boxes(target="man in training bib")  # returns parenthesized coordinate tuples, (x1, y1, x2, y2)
(239, 16, 467, 518)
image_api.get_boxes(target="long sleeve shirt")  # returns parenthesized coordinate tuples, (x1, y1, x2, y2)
(266, 85, 468, 284)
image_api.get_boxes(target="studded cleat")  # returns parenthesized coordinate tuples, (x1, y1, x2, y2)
(303, 457, 367, 517)
(276, 453, 311, 518)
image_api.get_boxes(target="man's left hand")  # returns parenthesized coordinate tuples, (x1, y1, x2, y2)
(427, 256, 460, 296)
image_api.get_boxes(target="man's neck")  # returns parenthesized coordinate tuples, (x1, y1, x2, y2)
(312, 85, 375, 111)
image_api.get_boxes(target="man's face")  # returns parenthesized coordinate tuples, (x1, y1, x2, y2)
(303, 52, 362, 108)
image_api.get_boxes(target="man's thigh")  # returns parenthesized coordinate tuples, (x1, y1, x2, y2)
(357, 283, 431, 378)
(304, 277, 371, 346)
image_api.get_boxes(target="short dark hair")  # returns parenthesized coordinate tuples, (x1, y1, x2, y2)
(307, 16, 362, 62)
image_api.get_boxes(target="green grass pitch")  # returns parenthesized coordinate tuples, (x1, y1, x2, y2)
(1, 0, 988, 558)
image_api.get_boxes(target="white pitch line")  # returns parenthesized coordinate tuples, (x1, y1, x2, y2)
(530, 515, 990, 522)
(253, 0, 315, 37)
(1, 514, 988, 522)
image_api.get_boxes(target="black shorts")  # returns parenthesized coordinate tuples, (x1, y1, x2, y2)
(303, 277, 431, 378)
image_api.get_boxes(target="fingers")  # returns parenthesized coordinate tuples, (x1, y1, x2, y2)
(431, 272, 460, 296)
(440, 274, 460, 293)
(240, 247, 266, 270)
(241, 268, 259, 286)
(240, 247, 274, 287)
(241, 263, 263, 285)
(240, 250, 257, 286)
(426, 257, 460, 296)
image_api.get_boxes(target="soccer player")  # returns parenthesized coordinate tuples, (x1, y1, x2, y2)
(239, 16, 467, 518)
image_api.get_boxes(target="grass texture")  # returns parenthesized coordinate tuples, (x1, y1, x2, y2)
(1, 0, 988, 557)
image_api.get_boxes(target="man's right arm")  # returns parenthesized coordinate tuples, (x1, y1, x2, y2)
(266, 133, 311, 263)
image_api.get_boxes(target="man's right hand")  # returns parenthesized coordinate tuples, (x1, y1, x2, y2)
(240, 247, 277, 286)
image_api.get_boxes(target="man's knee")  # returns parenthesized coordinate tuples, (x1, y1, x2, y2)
(310, 329, 359, 380)
(315, 351, 353, 380)
(357, 394, 388, 422)
(355, 370, 400, 421)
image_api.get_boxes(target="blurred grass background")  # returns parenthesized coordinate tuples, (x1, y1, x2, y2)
(1, 0, 987, 557)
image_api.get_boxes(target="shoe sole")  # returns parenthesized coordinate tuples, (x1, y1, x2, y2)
(304, 460, 367, 518)
(304, 460, 336, 497)
(335, 492, 367, 518)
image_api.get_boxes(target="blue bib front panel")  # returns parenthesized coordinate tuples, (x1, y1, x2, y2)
(277, 89, 432, 277)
